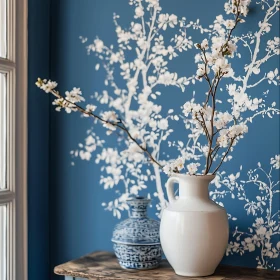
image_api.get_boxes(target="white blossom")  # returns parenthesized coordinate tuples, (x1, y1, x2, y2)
(187, 162, 200, 175)
(183, 101, 202, 117)
(168, 14, 178, 28)
(134, 6, 144, 18)
(227, 123, 248, 138)
(197, 63, 210, 77)
(174, 157, 185, 171)
(149, 119, 157, 129)
(79, 150, 91, 161)
(158, 13, 178, 30)
(201, 39, 209, 49)
(131, 22, 142, 34)
(36, 79, 58, 93)
(94, 39, 104, 53)
(163, 163, 174, 176)
(224, 19, 235, 29)
(84, 104, 97, 117)
(215, 112, 233, 129)
(217, 132, 229, 148)
(52, 98, 74, 113)
(158, 119, 169, 130)
(270, 155, 280, 169)
(101, 111, 118, 131)
(65, 88, 85, 103)
(267, 71, 275, 80)
(212, 57, 233, 77)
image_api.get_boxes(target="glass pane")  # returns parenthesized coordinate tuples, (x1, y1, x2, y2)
(0, 205, 7, 280)
(0, 0, 7, 58)
(0, 73, 6, 190)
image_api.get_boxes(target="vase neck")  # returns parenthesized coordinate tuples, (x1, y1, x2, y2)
(176, 175, 215, 200)
(127, 197, 150, 218)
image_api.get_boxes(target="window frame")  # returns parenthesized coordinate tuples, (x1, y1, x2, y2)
(0, 0, 28, 279)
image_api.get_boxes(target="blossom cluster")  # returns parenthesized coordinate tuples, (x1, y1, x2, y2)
(217, 123, 248, 147)
(163, 0, 253, 176)
(36, 0, 279, 221)
(36, 79, 84, 113)
(195, 19, 244, 79)
(195, 38, 236, 78)
(225, 0, 251, 17)
(270, 155, 280, 169)
(194, 0, 251, 80)
(211, 156, 280, 269)
(35, 78, 57, 93)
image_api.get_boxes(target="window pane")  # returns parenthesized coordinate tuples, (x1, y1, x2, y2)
(0, 205, 7, 280)
(0, 0, 7, 58)
(0, 73, 6, 190)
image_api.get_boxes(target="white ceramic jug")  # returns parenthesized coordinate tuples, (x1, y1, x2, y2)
(160, 174, 229, 277)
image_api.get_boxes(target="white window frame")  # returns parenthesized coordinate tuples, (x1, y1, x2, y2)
(0, 0, 28, 279)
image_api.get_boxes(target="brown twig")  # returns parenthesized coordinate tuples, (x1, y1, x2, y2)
(202, 1, 243, 174)
(210, 144, 220, 165)
(198, 111, 211, 142)
(45, 87, 163, 169)
(212, 137, 236, 175)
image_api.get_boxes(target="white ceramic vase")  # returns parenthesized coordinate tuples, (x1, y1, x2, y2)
(160, 174, 229, 277)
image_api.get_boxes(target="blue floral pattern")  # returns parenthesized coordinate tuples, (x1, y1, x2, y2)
(113, 244, 162, 269)
(112, 197, 162, 269)
(67, 0, 279, 271)
(112, 218, 161, 245)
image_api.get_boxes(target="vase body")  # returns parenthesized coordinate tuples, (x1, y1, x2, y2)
(160, 174, 229, 277)
(112, 197, 162, 270)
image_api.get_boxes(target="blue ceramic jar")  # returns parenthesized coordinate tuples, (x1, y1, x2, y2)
(112, 197, 162, 270)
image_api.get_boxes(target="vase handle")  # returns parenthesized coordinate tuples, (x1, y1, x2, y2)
(166, 177, 179, 204)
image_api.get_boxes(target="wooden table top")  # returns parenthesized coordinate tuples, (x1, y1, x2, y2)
(54, 251, 280, 280)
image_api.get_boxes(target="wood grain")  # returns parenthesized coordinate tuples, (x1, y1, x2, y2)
(54, 251, 280, 280)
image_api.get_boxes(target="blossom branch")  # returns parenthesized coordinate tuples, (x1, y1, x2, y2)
(195, 112, 211, 142)
(213, 136, 237, 175)
(198, 0, 245, 174)
(210, 145, 220, 163)
(36, 78, 163, 169)
(205, 75, 223, 174)
(247, 74, 268, 88)
(241, 0, 278, 92)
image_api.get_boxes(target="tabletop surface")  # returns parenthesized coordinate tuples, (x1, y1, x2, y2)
(54, 251, 280, 280)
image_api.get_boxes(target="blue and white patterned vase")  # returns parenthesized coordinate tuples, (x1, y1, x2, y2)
(112, 196, 162, 270)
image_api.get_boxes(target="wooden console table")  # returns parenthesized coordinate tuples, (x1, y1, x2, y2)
(54, 251, 280, 280)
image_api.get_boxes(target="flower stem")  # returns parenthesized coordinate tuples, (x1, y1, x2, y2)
(47, 87, 164, 169)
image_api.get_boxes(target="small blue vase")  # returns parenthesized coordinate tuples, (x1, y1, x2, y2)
(112, 196, 162, 270)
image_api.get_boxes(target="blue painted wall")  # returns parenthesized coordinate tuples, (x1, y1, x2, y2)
(28, 0, 279, 279)
(49, 2, 123, 277)
(28, 0, 50, 279)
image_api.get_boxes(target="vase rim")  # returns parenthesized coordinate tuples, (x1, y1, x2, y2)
(169, 173, 215, 180)
(126, 196, 151, 202)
